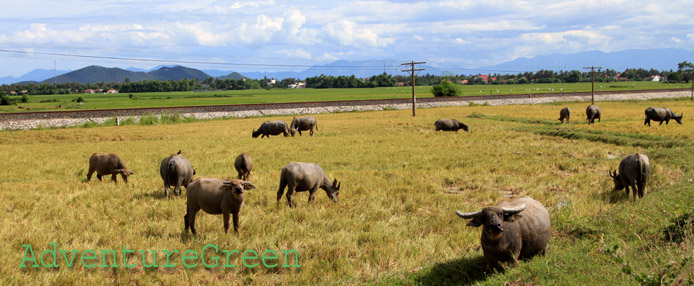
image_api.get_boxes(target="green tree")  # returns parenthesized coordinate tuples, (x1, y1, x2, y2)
(431, 80, 461, 97)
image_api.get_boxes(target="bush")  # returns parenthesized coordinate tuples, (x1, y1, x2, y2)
(73, 96, 84, 103)
(1, 95, 16, 105)
(431, 80, 461, 97)
(21, 94, 29, 103)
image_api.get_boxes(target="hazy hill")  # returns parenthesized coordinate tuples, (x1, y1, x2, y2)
(0, 69, 70, 85)
(40, 65, 211, 84)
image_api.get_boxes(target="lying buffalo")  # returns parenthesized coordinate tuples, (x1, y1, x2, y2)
(160, 150, 196, 198)
(185, 178, 256, 234)
(609, 153, 650, 200)
(234, 153, 253, 181)
(252, 120, 289, 138)
(87, 153, 134, 184)
(586, 105, 601, 124)
(456, 196, 551, 268)
(435, 119, 469, 132)
(558, 107, 571, 123)
(289, 116, 318, 136)
(644, 107, 683, 126)
(277, 162, 341, 208)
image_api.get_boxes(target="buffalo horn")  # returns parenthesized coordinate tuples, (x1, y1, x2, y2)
(456, 210, 482, 218)
(501, 203, 526, 215)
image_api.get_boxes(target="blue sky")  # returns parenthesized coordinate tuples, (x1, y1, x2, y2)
(0, 0, 693, 77)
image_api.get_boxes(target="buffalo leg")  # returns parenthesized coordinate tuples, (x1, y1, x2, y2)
(223, 212, 230, 233)
(97, 174, 103, 181)
(232, 212, 239, 233)
(87, 168, 95, 181)
(277, 181, 286, 202)
(111, 174, 118, 184)
(285, 186, 296, 208)
(308, 188, 318, 203)
(175, 177, 184, 196)
(186, 205, 200, 234)
(164, 184, 170, 199)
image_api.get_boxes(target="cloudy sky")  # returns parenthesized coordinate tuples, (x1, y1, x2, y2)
(0, 0, 693, 77)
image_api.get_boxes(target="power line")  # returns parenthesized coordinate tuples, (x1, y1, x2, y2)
(402, 61, 425, 117)
(0, 49, 389, 69)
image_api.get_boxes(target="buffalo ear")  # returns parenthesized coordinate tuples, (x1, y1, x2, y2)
(243, 181, 256, 190)
(504, 213, 522, 222)
(466, 218, 483, 227)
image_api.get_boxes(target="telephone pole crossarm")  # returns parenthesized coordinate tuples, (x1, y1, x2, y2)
(583, 66, 602, 105)
(401, 61, 426, 117)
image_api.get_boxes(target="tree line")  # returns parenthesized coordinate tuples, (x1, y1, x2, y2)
(2, 62, 692, 97)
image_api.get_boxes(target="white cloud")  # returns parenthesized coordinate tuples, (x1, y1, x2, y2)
(323, 20, 394, 48)
(277, 49, 312, 60)
(671, 37, 683, 44)
(413, 34, 423, 41)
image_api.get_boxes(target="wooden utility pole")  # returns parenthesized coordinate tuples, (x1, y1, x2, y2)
(401, 61, 425, 116)
(690, 69, 694, 101)
(583, 66, 602, 105)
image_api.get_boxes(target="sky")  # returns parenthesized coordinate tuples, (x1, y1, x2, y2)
(0, 0, 693, 77)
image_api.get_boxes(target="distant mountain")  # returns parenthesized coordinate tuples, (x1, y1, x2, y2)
(0, 69, 70, 85)
(147, 66, 209, 81)
(240, 59, 450, 80)
(476, 48, 693, 74)
(217, 72, 246, 80)
(40, 65, 211, 84)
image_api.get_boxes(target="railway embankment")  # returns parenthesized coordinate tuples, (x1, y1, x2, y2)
(0, 89, 689, 130)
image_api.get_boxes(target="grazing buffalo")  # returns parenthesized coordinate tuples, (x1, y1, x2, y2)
(644, 107, 683, 126)
(586, 105, 601, 124)
(159, 150, 196, 198)
(87, 153, 134, 184)
(456, 196, 551, 268)
(434, 119, 469, 132)
(558, 107, 571, 123)
(277, 162, 341, 208)
(234, 153, 253, 181)
(609, 153, 650, 200)
(185, 178, 256, 234)
(289, 116, 318, 136)
(252, 120, 289, 138)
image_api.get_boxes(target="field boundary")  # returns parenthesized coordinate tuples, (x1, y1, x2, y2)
(0, 89, 689, 130)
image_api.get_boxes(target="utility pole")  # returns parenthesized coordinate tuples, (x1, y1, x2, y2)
(401, 61, 425, 116)
(583, 66, 602, 105)
(690, 69, 694, 101)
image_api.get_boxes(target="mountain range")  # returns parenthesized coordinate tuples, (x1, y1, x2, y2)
(1, 49, 690, 85)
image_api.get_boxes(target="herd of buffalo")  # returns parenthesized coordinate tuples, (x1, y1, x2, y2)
(84, 104, 683, 269)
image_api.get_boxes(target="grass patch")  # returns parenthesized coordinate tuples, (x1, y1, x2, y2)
(1, 99, 692, 285)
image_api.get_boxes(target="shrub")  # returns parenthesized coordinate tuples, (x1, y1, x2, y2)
(21, 94, 29, 103)
(431, 80, 461, 97)
(73, 96, 84, 103)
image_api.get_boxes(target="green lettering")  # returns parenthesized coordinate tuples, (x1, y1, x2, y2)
(122, 246, 135, 268)
(182, 250, 198, 268)
(201, 244, 219, 268)
(18, 244, 38, 268)
(40, 242, 58, 268)
(100, 250, 118, 267)
(81, 250, 97, 268)
(59, 250, 79, 268)
(141, 250, 158, 268)
(222, 249, 239, 267)
(162, 250, 179, 268)
(262, 250, 278, 268)
(242, 249, 258, 268)
(282, 249, 300, 267)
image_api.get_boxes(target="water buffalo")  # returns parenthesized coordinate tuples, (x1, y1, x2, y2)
(644, 107, 683, 126)
(159, 150, 196, 198)
(277, 162, 341, 208)
(252, 120, 289, 138)
(234, 153, 253, 181)
(456, 196, 551, 268)
(435, 119, 469, 132)
(558, 107, 571, 123)
(87, 153, 134, 184)
(184, 178, 256, 234)
(289, 116, 318, 136)
(586, 105, 601, 124)
(609, 153, 650, 200)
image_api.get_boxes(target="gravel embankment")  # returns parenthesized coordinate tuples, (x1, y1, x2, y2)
(0, 90, 689, 130)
